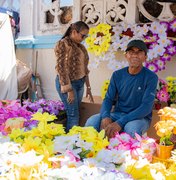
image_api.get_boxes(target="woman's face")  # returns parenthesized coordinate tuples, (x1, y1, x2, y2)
(71, 28, 89, 43)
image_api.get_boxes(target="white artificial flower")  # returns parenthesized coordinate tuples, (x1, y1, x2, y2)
(112, 25, 123, 35)
(157, 24, 167, 37)
(120, 36, 130, 51)
(76, 139, 93, 151)
(150, 21, 161, 34)
(133, 26, 145, 38)
(153, 44, 165, 56)
(53, 134, 78, 153)
(0, 133, 10, 143)
(109, 149, 127, 164)
(157, 36, 170, 47)
(150, 169, 165, 180)
(147, 49, 158, 60)
(142, 24, 149, 36)
(11, 150, 44, 166)
(88, 58, 100, 69)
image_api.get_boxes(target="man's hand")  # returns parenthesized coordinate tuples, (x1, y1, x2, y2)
(100, 117, 112, 130)
(105, 122, 122, 139)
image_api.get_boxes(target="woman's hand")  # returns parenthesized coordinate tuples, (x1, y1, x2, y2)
(86, 87, 94, 103)
(67, 90, 74, 104)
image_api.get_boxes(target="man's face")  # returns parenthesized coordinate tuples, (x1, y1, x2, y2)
(125, 47, 147, 68)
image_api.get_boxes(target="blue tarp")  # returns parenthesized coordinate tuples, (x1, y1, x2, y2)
(0, 7, 19, 38)
(0, 7, 19, 25)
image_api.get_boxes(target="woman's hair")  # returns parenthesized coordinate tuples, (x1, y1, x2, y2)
(62, 21, 89, 39)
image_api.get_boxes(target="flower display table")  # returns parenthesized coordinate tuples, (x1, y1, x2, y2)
(0, 100, 176, 179)
(80, 96, 102, 126)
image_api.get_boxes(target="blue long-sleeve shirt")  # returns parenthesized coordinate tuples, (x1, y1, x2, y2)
(100, 67, 158, 128)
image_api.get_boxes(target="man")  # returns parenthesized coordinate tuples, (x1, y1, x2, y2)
(85, 39, 158, 139)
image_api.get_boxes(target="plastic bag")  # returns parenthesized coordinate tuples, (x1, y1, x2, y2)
(16, 59, 32, 93)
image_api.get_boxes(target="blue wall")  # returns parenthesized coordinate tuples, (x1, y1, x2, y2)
(15, 35, 62, 49)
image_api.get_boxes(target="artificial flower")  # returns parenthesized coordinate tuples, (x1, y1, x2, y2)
(86, 19, 176, 73)
(86, 23, 112, 56)
(156, 78, 170, 103)
(101, 79, 110, 99)
(166, 76, 176, 104)
(22, 98, 65, 116)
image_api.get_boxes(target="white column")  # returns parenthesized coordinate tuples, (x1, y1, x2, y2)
(125, 0, 138, 24)
(19, 0, 34, 36)
(72, 0, 81, 22)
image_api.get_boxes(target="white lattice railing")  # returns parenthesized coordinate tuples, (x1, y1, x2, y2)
(37, 0, 175, 33)
(17, 0, 175, 37)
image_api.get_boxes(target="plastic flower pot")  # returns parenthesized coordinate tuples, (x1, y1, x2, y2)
(156, 140, 174, 159)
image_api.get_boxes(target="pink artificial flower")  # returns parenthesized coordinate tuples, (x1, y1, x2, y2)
(65, 150, 80, 162)
(156, 89, 170, 102)
(159, 78, 167, 86)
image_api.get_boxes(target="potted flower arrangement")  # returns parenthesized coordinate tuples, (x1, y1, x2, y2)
(154, 107, 176, 159)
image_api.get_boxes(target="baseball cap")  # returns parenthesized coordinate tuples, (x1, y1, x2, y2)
(126, 40, 148, 54)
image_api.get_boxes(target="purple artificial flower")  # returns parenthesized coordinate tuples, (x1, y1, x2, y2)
(22, 99, 65, 116)
(166, 45, 176, 56)
(154, 59, 166, 71)
(160, 21, 169, 30)
(169, 18, 176, 32)
(24, 120, 39, 131)
(145, 34, 158, 44)
(160, 53, 171, 62)
(148, 42, 158, 49)
(145, 62, 159, 73)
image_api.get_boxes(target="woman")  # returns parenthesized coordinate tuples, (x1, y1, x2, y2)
(55, 21, 94, 132)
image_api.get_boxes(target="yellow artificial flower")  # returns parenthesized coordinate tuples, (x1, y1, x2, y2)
(101, 79, 110, 99)
(22, 136, 42, 152)
(31, 112, 56, 122)
(165, 76, 176, 104)
(154, 120, 176, 137)
(28, 126, 43, 137)
(85, 23, 112, 56)
(9, 128, 25, 141)
(67, 126, 109, 156)
(47, 122, 65, 136)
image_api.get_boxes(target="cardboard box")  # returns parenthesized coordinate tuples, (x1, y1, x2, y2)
(80, 96, 160, 139)
(147, 110, 160, 139)
(79, 96, 102, 126)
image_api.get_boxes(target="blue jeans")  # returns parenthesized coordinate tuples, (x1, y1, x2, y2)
(55, 76, 85, 132)
(85, 112, 151, 137)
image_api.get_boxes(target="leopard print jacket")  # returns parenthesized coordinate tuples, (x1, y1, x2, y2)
(54, 37, 89, 93)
